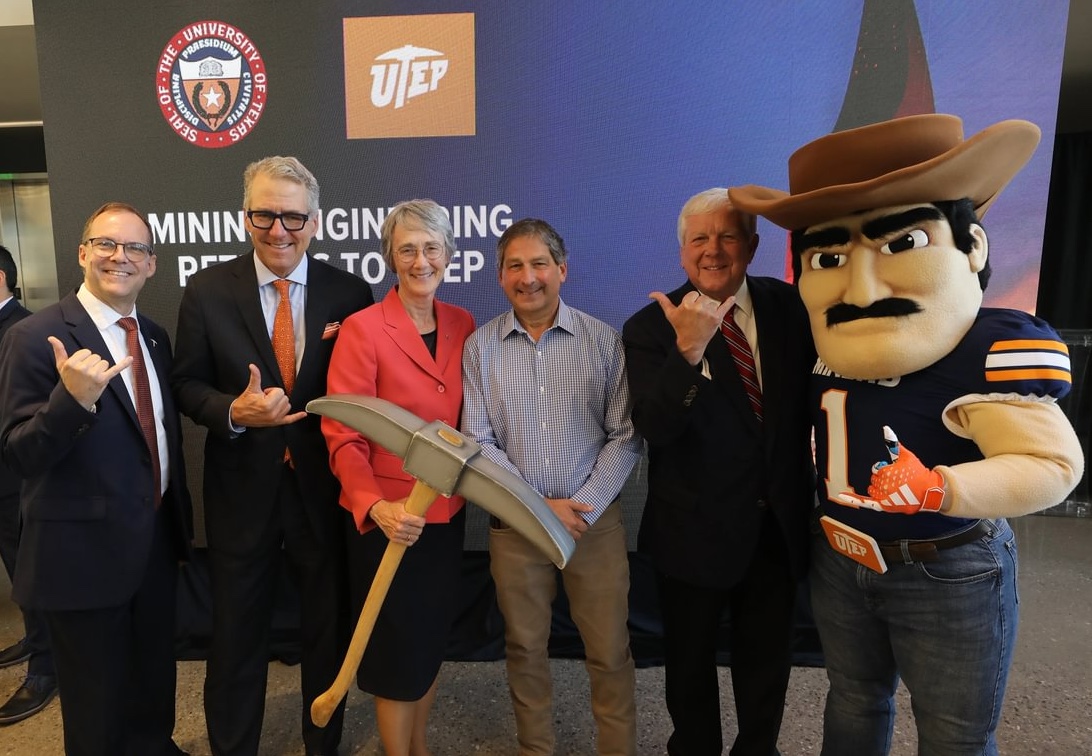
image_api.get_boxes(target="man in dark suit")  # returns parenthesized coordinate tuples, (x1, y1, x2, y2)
(172, 156, 373, 756)
(0, 203, 193, 755)
(622, 188, 815, 756)
(0, 244, 58, 726)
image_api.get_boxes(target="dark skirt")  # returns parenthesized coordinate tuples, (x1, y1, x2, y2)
(347, 505, 466, 701)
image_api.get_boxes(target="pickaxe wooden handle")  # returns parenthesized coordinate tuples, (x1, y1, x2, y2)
(305, 395, 575, 728)
(310, 477, 440, 728)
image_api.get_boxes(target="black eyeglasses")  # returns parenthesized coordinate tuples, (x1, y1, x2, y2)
(246, 210, 310, 231)
(83, 237, 154, 263)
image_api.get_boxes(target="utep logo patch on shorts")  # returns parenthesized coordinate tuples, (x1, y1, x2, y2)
(156, 20, 267, 148)
(343, 13, 476, 139)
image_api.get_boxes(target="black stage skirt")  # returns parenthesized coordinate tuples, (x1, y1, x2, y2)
(347, 505, 466, 701)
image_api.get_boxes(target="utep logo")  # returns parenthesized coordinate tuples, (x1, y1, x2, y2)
(831, 530, 869, 557)
(819, 515, 887, 573)
(344, 13, 475, 139)
(156, 21, 267, 148)
(371, 44, 449, 109)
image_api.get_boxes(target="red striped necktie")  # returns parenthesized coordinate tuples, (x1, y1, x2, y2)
(720, 305, 762, 421)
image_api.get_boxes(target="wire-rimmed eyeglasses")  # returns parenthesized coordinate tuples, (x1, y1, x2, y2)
(395, 242, 446, 263)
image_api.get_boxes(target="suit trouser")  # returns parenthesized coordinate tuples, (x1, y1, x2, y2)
(659, 509, 795, 756)
(204, 463, 347, 756)
(0, 491, 54, 680)
(45, 507, 179, 756)
(490, 500, 636, 756)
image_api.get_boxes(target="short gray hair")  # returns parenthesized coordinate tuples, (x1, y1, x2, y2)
(677, 188, 756, 245)
(380, 199, 456, 268)
(243, 156, 320, 214)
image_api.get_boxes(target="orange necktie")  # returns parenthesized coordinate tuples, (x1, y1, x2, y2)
(272, 279, 296, 395)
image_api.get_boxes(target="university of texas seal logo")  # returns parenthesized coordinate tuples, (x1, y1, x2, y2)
(156, 20, 267, 148)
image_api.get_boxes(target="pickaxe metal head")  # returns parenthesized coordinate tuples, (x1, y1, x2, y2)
(308, 394, 574, 567)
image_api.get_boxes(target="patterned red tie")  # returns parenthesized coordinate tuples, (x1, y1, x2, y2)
(720, 305, 763, 421)
(272, 279, 296, 395)
(119, 317, 161, 506)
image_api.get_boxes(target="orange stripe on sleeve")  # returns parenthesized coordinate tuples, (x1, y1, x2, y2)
(984, 368, 1072, 383)
(991, 339, 1069, 355)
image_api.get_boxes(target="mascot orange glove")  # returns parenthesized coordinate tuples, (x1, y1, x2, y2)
(838, 426, 946, 514)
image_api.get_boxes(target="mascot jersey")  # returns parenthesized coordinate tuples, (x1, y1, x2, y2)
(811, 308, 1072, 542)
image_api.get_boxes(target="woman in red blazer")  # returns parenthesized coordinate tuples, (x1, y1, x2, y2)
(323, 199, 475, 756)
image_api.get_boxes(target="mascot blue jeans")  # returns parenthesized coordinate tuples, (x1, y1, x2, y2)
(810, 518, 1018, 756)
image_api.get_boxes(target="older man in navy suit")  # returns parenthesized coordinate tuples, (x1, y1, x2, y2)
(172, 156, 373, 756)
(623, 189, 815, 756)
(0, 203, 193, 756)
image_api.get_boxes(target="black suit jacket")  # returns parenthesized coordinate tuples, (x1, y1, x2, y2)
(0, 292, 192, 610)
(622, 277, 816, 589)
(0, 297, 31, 500)
(171, 252, 374, 552)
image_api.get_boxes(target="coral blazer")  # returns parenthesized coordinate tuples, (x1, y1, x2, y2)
(323, 287, 475, 532)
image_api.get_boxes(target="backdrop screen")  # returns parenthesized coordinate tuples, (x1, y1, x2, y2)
(34, 0, 1068, 337)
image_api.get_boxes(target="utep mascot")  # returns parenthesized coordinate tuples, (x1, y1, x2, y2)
(729, 114, 1084, 756)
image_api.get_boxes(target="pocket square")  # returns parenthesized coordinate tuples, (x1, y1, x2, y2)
(322, 322, 341, 340)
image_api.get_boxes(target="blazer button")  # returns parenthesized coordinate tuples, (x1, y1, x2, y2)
(437, 384, 445, 393)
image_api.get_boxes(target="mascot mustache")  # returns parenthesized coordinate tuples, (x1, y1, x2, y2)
(825, 298, 922, 326)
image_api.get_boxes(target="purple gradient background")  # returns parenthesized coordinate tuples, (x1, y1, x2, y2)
(34, 0, 1068, 334)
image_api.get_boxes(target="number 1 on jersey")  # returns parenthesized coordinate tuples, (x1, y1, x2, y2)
(820, 389, 858, 504)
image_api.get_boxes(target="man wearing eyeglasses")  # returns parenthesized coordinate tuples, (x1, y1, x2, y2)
(172, 156, 373, 756)
(0, 202, 194, 755)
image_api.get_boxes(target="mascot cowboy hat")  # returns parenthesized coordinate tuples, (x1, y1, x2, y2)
(728, 113, 1040, 230)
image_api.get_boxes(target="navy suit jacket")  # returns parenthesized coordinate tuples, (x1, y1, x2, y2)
(0, 291, 192, 611)
(171, 252, 374, 552)
(0, 297, 31, 500)
(622, 276, 816, 589)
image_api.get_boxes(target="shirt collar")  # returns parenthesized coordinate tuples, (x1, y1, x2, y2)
(501, 298, 574, 338)
(731, 278, 753, 319)
(77, 283, 135, 329)
(254, 252, 308, 287)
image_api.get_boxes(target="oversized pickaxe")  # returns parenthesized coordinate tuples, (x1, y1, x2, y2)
(306, 394, 576, 727)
